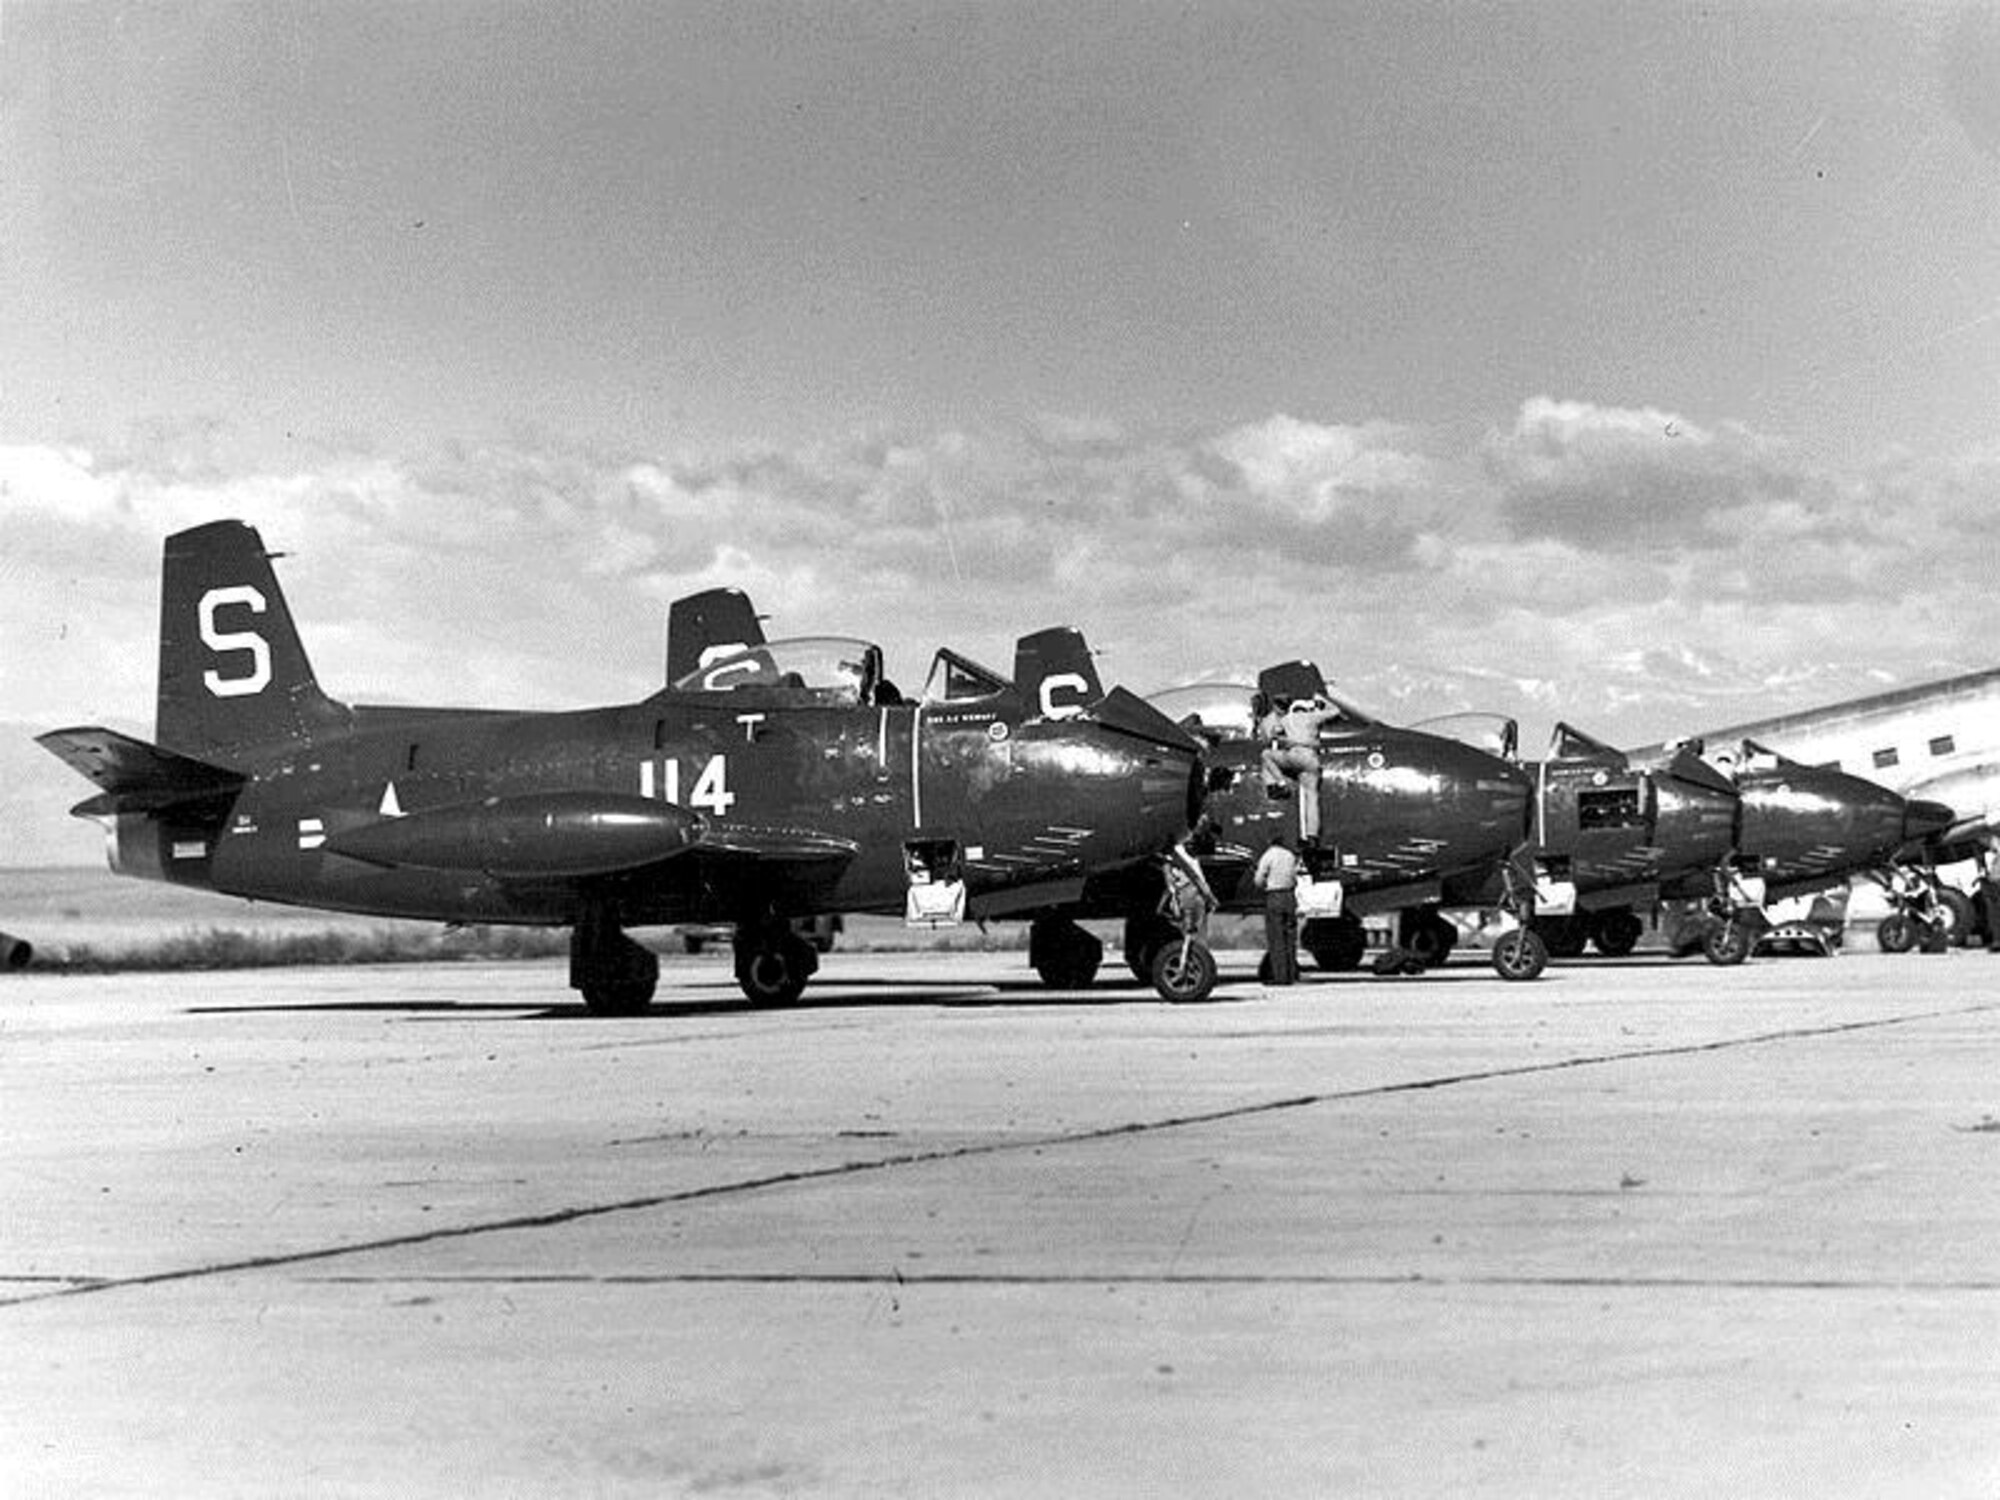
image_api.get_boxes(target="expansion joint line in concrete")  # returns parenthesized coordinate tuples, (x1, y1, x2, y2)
(4, 1001, 1992, 1310)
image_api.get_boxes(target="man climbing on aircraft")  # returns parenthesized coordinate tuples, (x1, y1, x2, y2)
(1259, 692, 1342, 844)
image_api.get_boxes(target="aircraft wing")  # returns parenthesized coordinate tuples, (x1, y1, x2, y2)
(36, 726, 246, 817)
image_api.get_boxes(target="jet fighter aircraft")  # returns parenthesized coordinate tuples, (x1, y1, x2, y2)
(1419, 716, 1954, 963)
(661, 589, 1224, 1001)
(1414, 716, 1742, 960)
(38, 522, 1206, 1012)
(1644, 736, 1955, 962)
(663, 612, 1543, 985)
(1150, 662, 1546, 980)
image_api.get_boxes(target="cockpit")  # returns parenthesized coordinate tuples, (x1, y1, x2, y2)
(669, 637, 895, 707)
(1150, 680, 1381, 741)
(1411, 712, 1521, 761)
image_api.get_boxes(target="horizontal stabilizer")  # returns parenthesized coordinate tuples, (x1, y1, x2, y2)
(36, 727, 246, 817)
(327, 793, 702, 877)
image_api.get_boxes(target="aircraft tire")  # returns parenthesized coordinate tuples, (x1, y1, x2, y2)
(1123, 914, 1179, 984)
(0, 931, 32, 970)
(1491, 928, 1547, 981)
(1875, 913, 1914, 953)
(1537, 916, 1588, 958)
(1591, 910, 1644, 958)
(1702, 919, 1752, 966)
(1304, 915, 1367, 972)
(735, 935, 814, 1006)
(1031, 917, 1103, 990)
(1150, 938, 1217, 1003)
(574, 917, 659, 1015)
(1405, 912, 1457, 968)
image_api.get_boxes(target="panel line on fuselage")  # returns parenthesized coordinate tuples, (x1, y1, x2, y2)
(910, 702, 924, 830)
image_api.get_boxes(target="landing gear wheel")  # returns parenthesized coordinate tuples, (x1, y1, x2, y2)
(1150, 939, 1217, 1003)
(571, 910, 659, 1015)
(1404, 912, 1457, 969)
(1875, 913, 1913, 953)
(1592, 910, 1644, 958)
(1123, 914, 1179, 984)
(1702, 919, 1751, 966)
(1030, 916, 1103, 990)
(1304, 915, 1367, 972)
(1491, 928, 1547, 981)
(1538, 916, 1588, 959)
(735, 932, 816, 1006)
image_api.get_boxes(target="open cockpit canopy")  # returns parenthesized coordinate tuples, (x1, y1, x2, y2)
(668, 637, 889, 708)
(1548, 722, 1627, 766)
(921, 648, 1014, 706)
(1149, 682, 1258, 739)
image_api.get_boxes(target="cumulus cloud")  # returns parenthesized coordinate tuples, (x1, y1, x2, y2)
(1482, 397, 1834, 553)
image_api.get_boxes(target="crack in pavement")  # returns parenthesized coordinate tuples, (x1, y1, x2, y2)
(5, 1002, 1990, 1310)
(297, 1271, 2000, 1294)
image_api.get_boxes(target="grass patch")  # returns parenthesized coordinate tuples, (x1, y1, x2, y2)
(35, 924, 571, 974)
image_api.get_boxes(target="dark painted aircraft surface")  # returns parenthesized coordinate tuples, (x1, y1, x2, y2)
(1420, 716, 1955, 963)
(38, 522, 1205, 1011)
(1149, 663, 1546, 980)
(661, 589, 1228, 1000)
(1417, 716, 1742, 959)
(1644, 736, 1956, 960)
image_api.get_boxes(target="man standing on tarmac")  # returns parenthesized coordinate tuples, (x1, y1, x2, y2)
(1253, 832, 1302, 985)
(1978, 835, 2000, 951)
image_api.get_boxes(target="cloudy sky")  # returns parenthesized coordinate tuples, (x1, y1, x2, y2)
(5, 2, 2000, 821)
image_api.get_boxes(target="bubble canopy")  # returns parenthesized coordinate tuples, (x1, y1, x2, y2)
(669, 638, 884, 707)
(1149, 680, 1381, 737)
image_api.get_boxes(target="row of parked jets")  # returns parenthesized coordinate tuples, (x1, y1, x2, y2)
(17, 520, 1992, 1009)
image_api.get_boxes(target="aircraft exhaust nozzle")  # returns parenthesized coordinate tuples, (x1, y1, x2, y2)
(0, 931, 32, 970)
(326, 793, 703, 877)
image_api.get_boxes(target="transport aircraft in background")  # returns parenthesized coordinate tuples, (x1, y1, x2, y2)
(1643, 669, 2000, 943)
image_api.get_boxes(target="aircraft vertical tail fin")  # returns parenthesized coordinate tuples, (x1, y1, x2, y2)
(1013, 627, 1104, 721)
(156, 520, 348, 762)
(665, 588, 767, 684)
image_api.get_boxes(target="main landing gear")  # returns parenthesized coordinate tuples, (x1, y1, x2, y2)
(571, 905, 660, 1015)
(732, 918, 820, 1005)
(1534, 908, 1644, 959)
(571, 906, 823, 1013)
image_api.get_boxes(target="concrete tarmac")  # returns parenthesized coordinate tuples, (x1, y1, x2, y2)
(2, 946, 1997, 1497)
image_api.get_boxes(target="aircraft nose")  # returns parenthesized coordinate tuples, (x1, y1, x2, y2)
(1903, 797, 1956, 845)
(1437, 738, 1533, 843)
